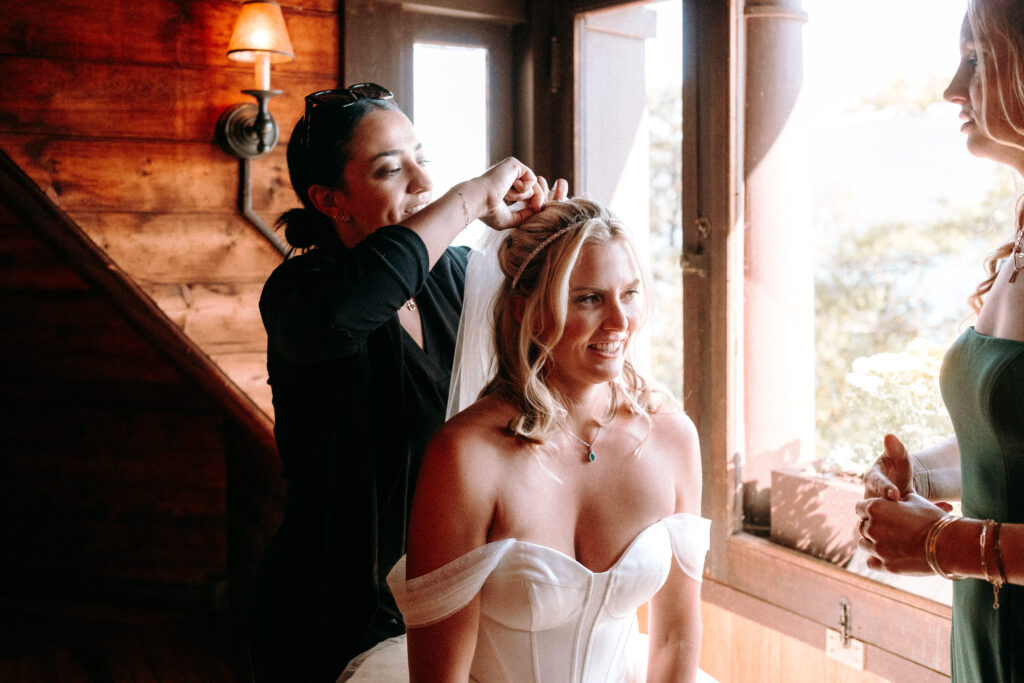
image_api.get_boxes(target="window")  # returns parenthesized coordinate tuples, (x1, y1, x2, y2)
(343, 1, 969, 677)
(799, 0, 1015, 605)
(807, 0, 1014, 485)
(688, 1, 981, 678)
(575, 0, 683, 397)
(413, 43, 490, 246)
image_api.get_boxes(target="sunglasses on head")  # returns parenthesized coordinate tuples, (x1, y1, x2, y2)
(302, 83, 394, 152)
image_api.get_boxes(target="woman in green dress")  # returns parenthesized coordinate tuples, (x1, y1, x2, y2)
(856, 2, 1024, 681)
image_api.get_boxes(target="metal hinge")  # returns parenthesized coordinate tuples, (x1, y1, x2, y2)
(681, 216, 710, 277)
(839, 596, 852, 647)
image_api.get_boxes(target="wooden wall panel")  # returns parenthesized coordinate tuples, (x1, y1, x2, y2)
(5, 414, 226, 499)
(4, 136, 275, 213)
(75, 213, 286, 284)
(0, 0, 337, 69)
(0, 286, 231, 586)
(0, 0, 342, 427)
(212, 351, 274, 419)
(699, 601, 892, 683)
(0, 57, 336, 142)
(0, 210, 90, 290)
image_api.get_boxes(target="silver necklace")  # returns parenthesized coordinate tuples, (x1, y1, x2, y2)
(567, 422, 602, 463)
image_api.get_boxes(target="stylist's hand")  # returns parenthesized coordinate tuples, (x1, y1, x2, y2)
(854, 493, 953, 574)
(537, 176, 569, 204)
(473, 157, 547, 229)
(863, 433, 915, 502)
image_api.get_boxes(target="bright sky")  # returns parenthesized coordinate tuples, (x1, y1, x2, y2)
(796, 0, 1014, 228)
(802, 0, 968, 116)
(643, 0, 968, 113)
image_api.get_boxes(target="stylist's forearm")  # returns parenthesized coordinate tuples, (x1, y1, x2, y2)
(405, 183, 476, 268)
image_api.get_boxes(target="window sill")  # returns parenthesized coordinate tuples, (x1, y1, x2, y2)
(704, 532, 951, 681)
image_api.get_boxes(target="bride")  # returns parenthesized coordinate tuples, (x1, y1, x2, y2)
(344, 197, 711, 682)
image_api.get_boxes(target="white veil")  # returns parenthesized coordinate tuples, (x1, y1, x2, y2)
(447, 228, 510, 420)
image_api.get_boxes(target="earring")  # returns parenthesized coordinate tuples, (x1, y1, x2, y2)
(333, 213, 350, 225)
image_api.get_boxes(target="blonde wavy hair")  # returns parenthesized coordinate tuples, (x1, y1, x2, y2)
(480, 197, 664, 442)
(967, 0, 1024, 312)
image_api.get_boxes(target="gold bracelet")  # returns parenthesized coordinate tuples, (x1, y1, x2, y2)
(924, 515, 965, 580)
(980, 519, 993, 584)
(457, 190, 471, 228)
(991, 521, 1005, 610)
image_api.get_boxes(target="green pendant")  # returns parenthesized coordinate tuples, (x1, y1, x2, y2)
(588, 451, 596, 462)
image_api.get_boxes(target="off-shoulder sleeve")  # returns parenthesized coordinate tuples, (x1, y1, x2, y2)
(386, 539, 516, 627)
(663, 514, 711, 582)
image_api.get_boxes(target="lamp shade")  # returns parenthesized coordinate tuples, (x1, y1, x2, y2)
(227, 0, 294, 63)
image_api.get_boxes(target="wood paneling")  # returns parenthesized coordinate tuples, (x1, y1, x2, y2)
(148, 282, 266, 351)
(722, 535, 951, 677)
(0, 57, 339, 143)
(76, 213, 286, 283)
(0, 0, 337, 68)
(700, 600, 893, 683)
(0, 0, 342, 431)
(213, 352, 274, 418)
(0, 142, 282, 606)
(0, 294, 230, 584)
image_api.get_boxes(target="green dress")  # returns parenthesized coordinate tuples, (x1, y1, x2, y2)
(940, 327, 1024, 682)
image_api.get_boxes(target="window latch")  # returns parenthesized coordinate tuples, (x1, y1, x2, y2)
(682, 216, 710, 278)
(839, 597, 852, 647)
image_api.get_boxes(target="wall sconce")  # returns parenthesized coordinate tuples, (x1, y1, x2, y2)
(217, 0, 294, 158)
(216, 0, 294, 255)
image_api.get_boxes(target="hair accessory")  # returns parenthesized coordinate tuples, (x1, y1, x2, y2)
(567, 421, 602, 463)
(924, 514, 964, 580)
(511, 225, 575, 290)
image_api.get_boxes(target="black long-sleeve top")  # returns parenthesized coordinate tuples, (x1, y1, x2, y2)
(252, 225, 469, 681)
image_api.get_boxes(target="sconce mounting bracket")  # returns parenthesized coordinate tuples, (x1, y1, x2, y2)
(216, 89, 282, 159)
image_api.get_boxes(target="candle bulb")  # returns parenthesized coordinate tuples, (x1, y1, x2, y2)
(255, 52, 271, 90)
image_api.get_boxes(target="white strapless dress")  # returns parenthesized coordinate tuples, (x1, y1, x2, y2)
(340, 513, 713, 682)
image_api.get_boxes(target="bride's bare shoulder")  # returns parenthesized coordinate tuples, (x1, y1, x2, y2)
(427, 395, 522, 471)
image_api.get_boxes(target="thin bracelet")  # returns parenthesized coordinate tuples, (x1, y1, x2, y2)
(457, 190, 471, 228)
(924, 515, 965, 580)
(991, 521, 1005, 610)
(980, 519, 993, 584)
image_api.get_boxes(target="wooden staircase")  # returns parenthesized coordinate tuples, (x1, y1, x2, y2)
(0, 147, 284, 681)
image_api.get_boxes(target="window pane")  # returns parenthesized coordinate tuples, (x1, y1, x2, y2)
(576, 1, 683, 399)
(806, 0, 1014, 475)
(785, 0, 1016, 600)
(413, 42, 489, 245)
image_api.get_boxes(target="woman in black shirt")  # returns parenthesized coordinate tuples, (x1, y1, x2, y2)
(250, 84, 562, 681)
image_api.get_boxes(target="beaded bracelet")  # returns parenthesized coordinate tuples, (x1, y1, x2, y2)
(924, 515, 965, 580)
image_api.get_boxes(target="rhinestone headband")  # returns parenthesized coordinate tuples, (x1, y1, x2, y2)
(511, 225, 575, 290)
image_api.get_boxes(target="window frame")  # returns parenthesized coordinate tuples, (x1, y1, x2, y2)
(681, 2, 952, 680)
(342, 0, 526, 169)
(344, 1, 955, 678)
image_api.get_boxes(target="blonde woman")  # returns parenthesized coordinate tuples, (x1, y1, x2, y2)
(857, 2, 1024, 680)
(345, 198, 711, 682)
